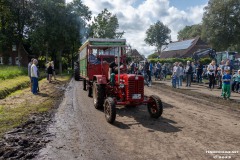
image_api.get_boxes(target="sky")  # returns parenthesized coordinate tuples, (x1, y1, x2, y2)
(66, 0, 209, 57)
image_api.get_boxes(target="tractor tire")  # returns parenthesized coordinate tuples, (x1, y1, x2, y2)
(147, 95, 163, 118)
(74, 69, 80, 81)
(93, 82, 105, 109)
(88, 87, 92, 97)
(83, 79, 87, 91)
(104, 97, 116, 124)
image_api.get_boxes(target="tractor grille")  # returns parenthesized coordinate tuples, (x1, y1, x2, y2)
(127, 78, 144, 100)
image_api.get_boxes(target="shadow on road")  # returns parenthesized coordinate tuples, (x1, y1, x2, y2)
(115, 105, 182, 133)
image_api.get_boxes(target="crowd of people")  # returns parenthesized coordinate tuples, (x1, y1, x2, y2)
(127, 59, 240, 100)
(28, 59, 56, 95)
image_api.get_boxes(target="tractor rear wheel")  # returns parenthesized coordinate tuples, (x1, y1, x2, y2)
(147, 95, 163, 118)
(104, 97, 116, 124)
(93, 82, 105, 109)
(83, 79, 87, 91)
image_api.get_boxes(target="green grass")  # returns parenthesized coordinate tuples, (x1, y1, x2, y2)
(0, 100, 53, 137)
(0, 76, 30, 99)
(0, 65, 28, 80)
(0, 69, 47, 99)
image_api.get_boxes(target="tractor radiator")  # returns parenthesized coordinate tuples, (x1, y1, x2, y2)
(127, 78, 144, 101)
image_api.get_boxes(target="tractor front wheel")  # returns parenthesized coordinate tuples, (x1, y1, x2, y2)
(93, 82, 105, 109)
(83, 79, 87, 91)
(104, 97, 116, 124)
(147, 95, 163, 118)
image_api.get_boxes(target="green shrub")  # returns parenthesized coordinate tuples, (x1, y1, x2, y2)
(148, 57, 212, 65)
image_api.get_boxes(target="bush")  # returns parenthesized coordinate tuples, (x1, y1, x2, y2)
(148, 57, 212, 65)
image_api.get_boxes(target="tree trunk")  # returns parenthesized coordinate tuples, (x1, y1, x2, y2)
(17, 42, 22, 67)
(58, 50, 62, 75)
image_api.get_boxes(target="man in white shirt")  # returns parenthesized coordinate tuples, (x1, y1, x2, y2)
(31, 59, 39, 95)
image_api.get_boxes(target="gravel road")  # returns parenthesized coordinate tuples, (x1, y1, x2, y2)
(36, 79, 240, 160)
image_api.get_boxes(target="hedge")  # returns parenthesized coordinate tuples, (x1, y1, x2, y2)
(148, 57, 212, 65)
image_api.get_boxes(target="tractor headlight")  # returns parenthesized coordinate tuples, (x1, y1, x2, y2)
(135, 76, 139, 80)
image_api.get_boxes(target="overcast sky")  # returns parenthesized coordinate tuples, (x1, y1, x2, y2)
(66, 0, 208, 56)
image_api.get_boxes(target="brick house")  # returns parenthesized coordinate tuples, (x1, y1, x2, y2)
(0, 44, 30, 67)
(126, 49, 145, 62)
(160, 36, 210, 59)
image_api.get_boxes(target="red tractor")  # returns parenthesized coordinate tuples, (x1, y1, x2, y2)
(78, 38, 163, 123)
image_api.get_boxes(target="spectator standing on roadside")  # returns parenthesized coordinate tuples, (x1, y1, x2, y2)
(171, 71, 177, 88)
(144, 60, 151, 86)
(31, 59, 39, 95)
(162, 63, 167, 80)
(191, 62, 196, 82)
(222, 67, 231, 99)
(222, 59, 234, 76)
(51, 61, 56, 80)
(185, 61, 192, 87)
(231, 70, 240, 93)
(217, 60, 225, 89)
(196, 61, 203, 83)
(47, 62, 53, 83)
(178, 62, 184, 86)
(155, 62, 161, 79)
(207, 60, 217, 90)
(172, 62, 180, 88)
(28, 58, 34, 91)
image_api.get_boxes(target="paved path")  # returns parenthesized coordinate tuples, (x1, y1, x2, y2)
(153, 79, 240, 102)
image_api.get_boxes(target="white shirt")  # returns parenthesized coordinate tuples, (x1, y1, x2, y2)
(207, 64, 216, 75)
(31, 64, 38, 78)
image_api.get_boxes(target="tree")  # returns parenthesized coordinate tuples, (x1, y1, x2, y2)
(202, 0, 240, 51)
(89, 8, 124, 38)
(28, 0, 91, 72)
(0, 0, 91, 71)
(177, 24, 202, 40)
(147, 52, 159, 59)
(144, 21, 171, 53)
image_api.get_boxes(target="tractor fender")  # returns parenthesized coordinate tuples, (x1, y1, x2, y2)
(93, 75, 107, 84)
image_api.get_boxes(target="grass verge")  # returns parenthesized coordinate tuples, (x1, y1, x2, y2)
(0, 75, 71, 137)
(0, 71, 46, 99)
(0, 66, 27, 80)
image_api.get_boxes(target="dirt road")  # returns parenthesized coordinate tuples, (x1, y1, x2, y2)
(36, 79, 240, 160)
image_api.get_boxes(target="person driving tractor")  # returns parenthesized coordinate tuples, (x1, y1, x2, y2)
(109, 56, 124, 74)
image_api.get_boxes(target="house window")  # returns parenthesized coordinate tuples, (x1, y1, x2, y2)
(9, 57, 12, 65)
(0, 57, 3, 64)
(15, 57, 19, 65)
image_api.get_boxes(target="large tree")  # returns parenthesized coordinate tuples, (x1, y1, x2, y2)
(0, 0, 91, 71)
(89, 8, 124, 38)
(177, 24, 202, 40)
(144, 21, 171, 53)
(202, 0, 240, 51)
(28, 0, 91, 72)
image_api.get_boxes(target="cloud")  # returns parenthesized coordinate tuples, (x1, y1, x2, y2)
(79, 0, 207, 57)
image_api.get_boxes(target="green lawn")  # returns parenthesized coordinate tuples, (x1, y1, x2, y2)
(0, 65, 28, 80)
(0, 65, 46, 99)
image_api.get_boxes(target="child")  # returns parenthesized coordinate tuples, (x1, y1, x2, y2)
(222, 68, 231, 99)
(172, 72, 177, 88)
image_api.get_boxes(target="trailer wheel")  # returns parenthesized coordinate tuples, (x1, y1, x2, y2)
(88, 87, 92, 97)
(104, 97, 116, 124)
(83, 79, 87, 91)
(93, 82, 105, 109)
(74, 69, 80, 81)
(147, 95, 163, 118)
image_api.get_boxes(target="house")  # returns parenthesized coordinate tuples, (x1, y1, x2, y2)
(160, 36, 210, 59)
(0, 44, 30, 67)
(126, 49, 145, 62)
